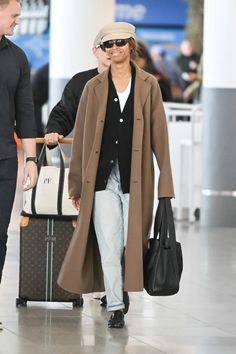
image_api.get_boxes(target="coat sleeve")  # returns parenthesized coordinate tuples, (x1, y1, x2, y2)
(150, 79, 175, 198)
(68, 85, 88, 198)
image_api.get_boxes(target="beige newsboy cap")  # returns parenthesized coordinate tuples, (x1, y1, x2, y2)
(93, 31, 102, 48)
(100, 22, 136, 43)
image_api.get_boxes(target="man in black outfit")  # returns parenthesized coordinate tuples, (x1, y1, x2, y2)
(0, 0, 38, 330)
(44, 33, 111, 145)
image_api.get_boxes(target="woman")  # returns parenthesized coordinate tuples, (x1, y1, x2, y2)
(58, 22, 174, 328)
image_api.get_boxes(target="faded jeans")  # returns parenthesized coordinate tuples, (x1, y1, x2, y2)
(93, 161, 129, 311)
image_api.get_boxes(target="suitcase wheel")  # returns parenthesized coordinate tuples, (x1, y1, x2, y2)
(16, 297, 27, 307)
(72, 297, 84, 308)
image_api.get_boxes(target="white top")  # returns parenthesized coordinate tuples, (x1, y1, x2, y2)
(117, 77, 132, 112)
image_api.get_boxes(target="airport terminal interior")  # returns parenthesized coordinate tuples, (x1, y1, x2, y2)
(0, 153, 236, 354)
(1, 0, 236, 353)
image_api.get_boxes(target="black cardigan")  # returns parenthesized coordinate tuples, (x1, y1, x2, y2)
(95, 66, 135, 193)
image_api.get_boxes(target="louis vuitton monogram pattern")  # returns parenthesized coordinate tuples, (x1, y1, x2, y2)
(19, 217, 82, 303)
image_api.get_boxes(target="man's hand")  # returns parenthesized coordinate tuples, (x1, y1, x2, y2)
(71, 196, 80, 210)
(23, 161, 38, 191)
(44, 132, 64, 145)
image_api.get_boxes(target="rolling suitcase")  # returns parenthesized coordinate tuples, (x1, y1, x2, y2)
(16, 216, 83, 308)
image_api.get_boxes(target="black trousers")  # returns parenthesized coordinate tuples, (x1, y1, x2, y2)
(0, 157, 18, 283)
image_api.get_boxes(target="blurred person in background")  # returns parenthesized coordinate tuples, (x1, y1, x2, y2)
(133, 40, 172, 102)
(151, 44, 183, 101)
(174, 39, 200, 95)
(0, 0, 38, 330)
(182, 55, 203, 103)
(31, 62, 49, 154)
(32, 63, 49, 138)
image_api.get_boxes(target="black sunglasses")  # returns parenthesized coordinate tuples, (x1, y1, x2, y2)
(102, 38, 129, 50)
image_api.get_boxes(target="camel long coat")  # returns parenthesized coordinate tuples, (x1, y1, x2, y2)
(57, 63, 174, 294)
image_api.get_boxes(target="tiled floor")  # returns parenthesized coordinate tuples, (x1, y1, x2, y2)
(1, 156, 236, 353)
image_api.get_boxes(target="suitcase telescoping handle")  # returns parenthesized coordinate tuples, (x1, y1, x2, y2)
(36, 138, 73, 145)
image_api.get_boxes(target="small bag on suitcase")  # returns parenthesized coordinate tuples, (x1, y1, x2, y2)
(16, 215, 83, 307)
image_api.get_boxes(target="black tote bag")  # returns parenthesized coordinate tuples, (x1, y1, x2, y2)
(144, 198, 183, 296)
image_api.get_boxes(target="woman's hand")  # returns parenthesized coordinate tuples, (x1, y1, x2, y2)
(44, 132, 64, 145)
(71, 196, 81, 210)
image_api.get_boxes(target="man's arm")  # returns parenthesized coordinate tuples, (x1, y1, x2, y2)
(45, 69, 98, 146)
(14, 49, 38, 190)
(45, 75, 80, 145)
(21, 138, 38, 190)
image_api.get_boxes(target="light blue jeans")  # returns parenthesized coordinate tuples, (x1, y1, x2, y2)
(93, 160, 129, 312)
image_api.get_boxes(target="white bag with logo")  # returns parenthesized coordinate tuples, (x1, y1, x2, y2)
(23, 144, 77, 218)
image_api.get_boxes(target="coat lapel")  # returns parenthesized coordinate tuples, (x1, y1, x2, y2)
(132, 64, 151, 166)
(89, 71, 109, 158)
(134, 64, 152, 109)
(92, 71, 109, 143)
(94, 70, 109, 112)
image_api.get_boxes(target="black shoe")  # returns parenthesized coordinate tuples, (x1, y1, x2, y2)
(108, 310, 125, 328)
(100, 292, 130, 314)
(100, 295, 107, 308)
(0, 322, 3, 330)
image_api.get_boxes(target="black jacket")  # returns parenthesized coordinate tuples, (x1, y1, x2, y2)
(45, 68, 98, 136)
